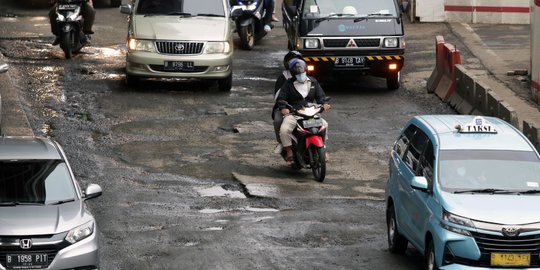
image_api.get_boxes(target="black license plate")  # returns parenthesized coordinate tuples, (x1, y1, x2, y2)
(164, 61, 194, 71)
(335, 57, 365, 67)
(58, 4, 78, 10)
(6, 253, 48, 269)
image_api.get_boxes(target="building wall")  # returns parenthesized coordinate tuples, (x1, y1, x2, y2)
(532, 0, 540, 103)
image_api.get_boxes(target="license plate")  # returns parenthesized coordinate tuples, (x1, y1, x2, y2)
(58, 4, 78, 10)
(164, 61, 194, 71)
(334, 57, 365, 67)
(303, 119, 323, 128)
(491, 253, 530, 267)
(6, 253, 48, 269)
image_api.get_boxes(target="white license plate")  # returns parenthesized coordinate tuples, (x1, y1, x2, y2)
(6, 253, 48, 268)
(58, 4, 78, 10)
(335, 57, 365, 67)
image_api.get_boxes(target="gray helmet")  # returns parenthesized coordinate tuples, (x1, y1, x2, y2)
(283, 50, 302, 70)
(288, 59, 307, 76)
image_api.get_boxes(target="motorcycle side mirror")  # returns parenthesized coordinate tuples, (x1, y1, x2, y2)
(231, 6, 243, 19)
(0, 63, 8, 74)
(119, 4, 132, 15)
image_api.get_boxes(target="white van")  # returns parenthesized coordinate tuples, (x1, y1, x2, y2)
(120, 0, 234, 91)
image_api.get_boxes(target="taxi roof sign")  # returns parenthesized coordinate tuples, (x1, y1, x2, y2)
(456, 116, 497, 134)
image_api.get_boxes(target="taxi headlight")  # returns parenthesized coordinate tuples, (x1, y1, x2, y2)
(442, 210, 474, 236)
(65, 221, 94, 244)
(304, 38, 320, 49)
(384, 38, 399, 48)
(204, 41, 231, 54)
(128, 38, 155, 52)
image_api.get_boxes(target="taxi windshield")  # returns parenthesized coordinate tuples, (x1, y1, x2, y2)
(137, 0, 225, 16)
(438, 150, 540, 193)
(302, 0, 397, 18)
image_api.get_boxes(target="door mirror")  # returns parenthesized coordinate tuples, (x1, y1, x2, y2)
(120, 4, 132, 15)
(84, 184, 103, 200)
(411, 176, 428, 192)
(0, 63, 8, 74)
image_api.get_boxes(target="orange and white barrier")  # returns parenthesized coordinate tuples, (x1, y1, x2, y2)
(532, 0, 540, 103)
(427, 36, 462, 102)
(414, 0, 530, 24)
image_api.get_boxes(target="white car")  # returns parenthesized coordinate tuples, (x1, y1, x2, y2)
(120, 0, 234, 91)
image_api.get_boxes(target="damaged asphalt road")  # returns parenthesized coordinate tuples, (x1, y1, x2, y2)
(0, 2, 465, 269)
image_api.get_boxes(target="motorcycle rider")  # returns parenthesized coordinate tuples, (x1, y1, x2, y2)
(230, 0, 275, 32)
(48, 0, 96, 46)
(276, 59, 330, 166)
(272, 50, 303, 154)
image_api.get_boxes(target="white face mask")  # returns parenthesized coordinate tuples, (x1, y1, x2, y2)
(295, 72, 307, 82)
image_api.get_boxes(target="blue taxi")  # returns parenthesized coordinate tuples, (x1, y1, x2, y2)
(385, 115, 540, 270)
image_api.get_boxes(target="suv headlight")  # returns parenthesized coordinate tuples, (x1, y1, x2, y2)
(441, 210, 474, 236)
(128, 38, 155, 52)
(304, 38, 320, 49)
(65, 221, 94, 244)
(384, 38, 399, 48)
(204, 41, 231, 54)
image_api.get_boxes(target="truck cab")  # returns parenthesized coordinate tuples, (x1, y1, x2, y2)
(282, 0, 405, 90)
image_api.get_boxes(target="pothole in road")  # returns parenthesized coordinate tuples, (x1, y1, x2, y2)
(198, 207, 279, 214)
(195, 185, 247, 199)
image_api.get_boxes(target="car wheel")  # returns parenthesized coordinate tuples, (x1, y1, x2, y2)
(110, 0, 121, 7)
(218, 74, 232, 92)
(425, 240, 439, 270)
(387, 205, 408, 254)
(387, 71, 400, 90)
(125, 74, 139, 88)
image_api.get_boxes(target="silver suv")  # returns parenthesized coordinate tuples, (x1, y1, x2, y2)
(0, 137, 102, 270)
(120, 0, 234, 91)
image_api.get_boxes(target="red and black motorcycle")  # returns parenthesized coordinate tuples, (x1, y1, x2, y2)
(279, 102, 328, 182)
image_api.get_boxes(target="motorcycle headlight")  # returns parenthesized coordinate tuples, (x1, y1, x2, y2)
(65, 221, 94, 244)
(384, 37, 399, 48)
(128, 38, 155, 52)
(204, 41, 231, 54)
(304, 38, 320, 49)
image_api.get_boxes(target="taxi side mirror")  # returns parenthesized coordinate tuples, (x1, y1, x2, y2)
(0, 63, 8, 74)
(411, 176, 428, 192)
(120, 4, 132, 15)
(84, 184, 103, 200)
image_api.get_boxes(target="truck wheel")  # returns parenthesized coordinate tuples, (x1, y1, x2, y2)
(387, 72, 400, 90)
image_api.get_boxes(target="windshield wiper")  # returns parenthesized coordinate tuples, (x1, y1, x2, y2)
(454, 188, 516, 194)
(354, 13, 393, 22)
(0, 202, 44, 206)
(315, 13, 354, 23)
(517, 189, 540, 195)
(196, 13, 225, 17)
(48, 199, 75, 205)
(168, 12, 192, 16)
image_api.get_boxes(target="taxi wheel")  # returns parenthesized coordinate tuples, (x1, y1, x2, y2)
(387, 205, 408, 254)
(425, 240, 439, 270)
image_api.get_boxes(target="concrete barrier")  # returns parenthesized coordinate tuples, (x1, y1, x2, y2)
(452, 64, 475, 115)
(523, 120, 540, 152)
(427, 36, 446, 93)
(485, 90, 502, 117)
(427, 37, 462, 102)
(471, 80, 489, 115)
(498, 101, 519, 128)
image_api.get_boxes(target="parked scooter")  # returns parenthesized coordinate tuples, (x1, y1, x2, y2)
(278, 101, 329, 182)
(230, 0, 270, 50)
(54, 0, 91, 59)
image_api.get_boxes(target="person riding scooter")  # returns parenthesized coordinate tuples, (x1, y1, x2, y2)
(272, 50, 303, 154)
(276, 59, 330, 166)
(230, 0, 274, 32)
(48, 0, 95, 45)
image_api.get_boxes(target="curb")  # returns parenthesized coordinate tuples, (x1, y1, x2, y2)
(0, 53, 34, 137)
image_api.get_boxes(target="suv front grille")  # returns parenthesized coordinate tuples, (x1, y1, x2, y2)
(155, 42, 204, 55)
(323, 38, 380, 48)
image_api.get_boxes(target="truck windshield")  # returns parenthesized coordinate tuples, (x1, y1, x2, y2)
(302, 0, 397, 18)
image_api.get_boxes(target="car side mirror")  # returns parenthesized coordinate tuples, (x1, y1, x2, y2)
(84, 184, 103, 200)
(411, 176, 428, 192)
(120, 4, 132, 15)
(401, 0, 409, 13)
(0, 63, 8, 74)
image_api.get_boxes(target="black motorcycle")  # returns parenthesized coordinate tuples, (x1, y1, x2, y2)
(54, 0, 90, 59)
(230, 0, 270, 50)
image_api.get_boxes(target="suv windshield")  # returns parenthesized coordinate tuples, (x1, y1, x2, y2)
(302, 0, 397, 18)
(0, 160, 76, 205)
(438, 150, 540, 193)
(137, 0, 225, 16)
